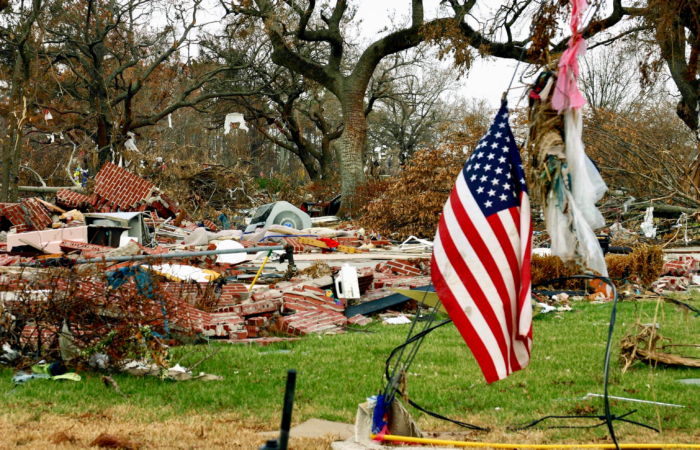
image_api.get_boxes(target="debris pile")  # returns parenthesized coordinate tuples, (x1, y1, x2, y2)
(0, 161, 440, 375)
(620, 322, 700, 371)
(652, 255, 700, 293)
(90, 162, 182, 218)
(2, 156, 699, 378)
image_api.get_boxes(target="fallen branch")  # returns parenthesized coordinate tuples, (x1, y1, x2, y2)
(101, 375, 129, 398)
(620, 323, 700, 373)
(20, 165, 46, 187)
(188, 346, 220, 372)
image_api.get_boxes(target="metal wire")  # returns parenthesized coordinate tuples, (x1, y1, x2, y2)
(526, 274, 657, 450)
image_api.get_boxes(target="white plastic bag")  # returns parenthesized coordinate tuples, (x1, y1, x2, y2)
(545, 190, 608, 277)
(640, 207, 656, 238)
(568, 191, 608, 277)
(564, 109, 607, 230)
(545, 193, 576, 263)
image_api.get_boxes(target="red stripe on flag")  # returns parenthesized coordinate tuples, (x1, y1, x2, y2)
(488, 212, 521, 291)
(518, 193, 534, 345)
(437, 211, 510, 374)
(449, 188, 517, 370)
(487, 213, 523, 372)
(431, 251, 500, 383)
(510, 208, 521, 235)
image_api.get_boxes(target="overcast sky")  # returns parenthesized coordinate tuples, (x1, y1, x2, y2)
(353, 0, 529, 109)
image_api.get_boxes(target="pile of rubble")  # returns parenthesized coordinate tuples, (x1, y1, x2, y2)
(0, 161, 438, 370)
(653, 254, 700, 293)
(9, 159, 698, 365)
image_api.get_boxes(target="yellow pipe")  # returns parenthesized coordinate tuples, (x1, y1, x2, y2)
(248, 250, 272, 291)
(372, 434, 700, 449)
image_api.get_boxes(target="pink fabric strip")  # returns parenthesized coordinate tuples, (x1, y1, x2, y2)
(551, 0, 588, 113)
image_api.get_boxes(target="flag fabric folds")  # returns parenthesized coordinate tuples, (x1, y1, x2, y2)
(431, 101, 533, 384)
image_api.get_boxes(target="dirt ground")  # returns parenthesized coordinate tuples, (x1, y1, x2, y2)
(0, 406, 336, 450)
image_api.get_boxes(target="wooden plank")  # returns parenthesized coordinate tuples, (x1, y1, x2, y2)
(337, 245, 356, 254)
(298, 237, 329, 249)
(36, 197, 66, 214)
(392, 289, 447, 314)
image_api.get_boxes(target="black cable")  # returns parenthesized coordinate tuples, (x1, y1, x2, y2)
(661, 294, 700, 317)
(408, 398, 489, 432)
(531, 274, 660, 449)
(384, 319, 453, 383)
(383, 284, 434, 403)
(383, 317, 489, 432)
(510, 410, 638, 431)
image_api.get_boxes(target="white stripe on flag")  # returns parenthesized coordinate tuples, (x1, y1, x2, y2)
(432, 233, 509, 379)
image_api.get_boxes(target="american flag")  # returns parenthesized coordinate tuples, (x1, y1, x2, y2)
(431, 101, 532, 384)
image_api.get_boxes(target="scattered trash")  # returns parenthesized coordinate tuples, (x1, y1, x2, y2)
(335, 264, 360, 299)
(3, 152, 699, 398)
(383, 316, 412, 325)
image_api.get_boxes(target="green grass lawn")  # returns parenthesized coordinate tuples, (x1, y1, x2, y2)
(2, 298, 700, 444)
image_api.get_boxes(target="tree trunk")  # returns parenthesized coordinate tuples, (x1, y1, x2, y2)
(95, 103, 113, 170)
(319, 137, 336, 182)
(298, 150, 321, 181)
(10, 122, 22, 202)
(335, 93, 367, 215)
(1, 55, 25, 203)
(1, 128, 16, 203)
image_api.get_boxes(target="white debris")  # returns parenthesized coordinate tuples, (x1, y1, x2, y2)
(124, 131, 139, 152)
(224, 112, 249, 134)
(641, 207, 656, 238)
(383, 316, 412, 325)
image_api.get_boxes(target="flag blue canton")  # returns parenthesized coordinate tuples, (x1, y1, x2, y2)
(463, 102, 527, 217)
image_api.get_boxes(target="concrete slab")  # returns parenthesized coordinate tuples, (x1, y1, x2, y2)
(331, 439, 386, 450)
(258, 418, 354, 440)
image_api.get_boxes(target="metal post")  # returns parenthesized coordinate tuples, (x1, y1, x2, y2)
(69, 245, 284, 265)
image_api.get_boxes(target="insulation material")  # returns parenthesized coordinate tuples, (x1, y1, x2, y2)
(215, 240, 246, 265)
(224, 112, 249, 134)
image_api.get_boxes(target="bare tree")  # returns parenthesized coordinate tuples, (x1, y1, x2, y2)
(223, 0, 641, 212)
(224, 67, 343, 182)
(584, 102, 698, 208)
(367, 52, 459, 164)
(579, 44, 652, 116)
(37, 0, 266, 168)
(0, 0, 43, 201)
(223, 0, 431, 210)
(248, 84, 343, 182)
(638, 1, 700, 141)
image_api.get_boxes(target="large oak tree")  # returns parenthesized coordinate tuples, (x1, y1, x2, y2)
(222, 0, 646, 211)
